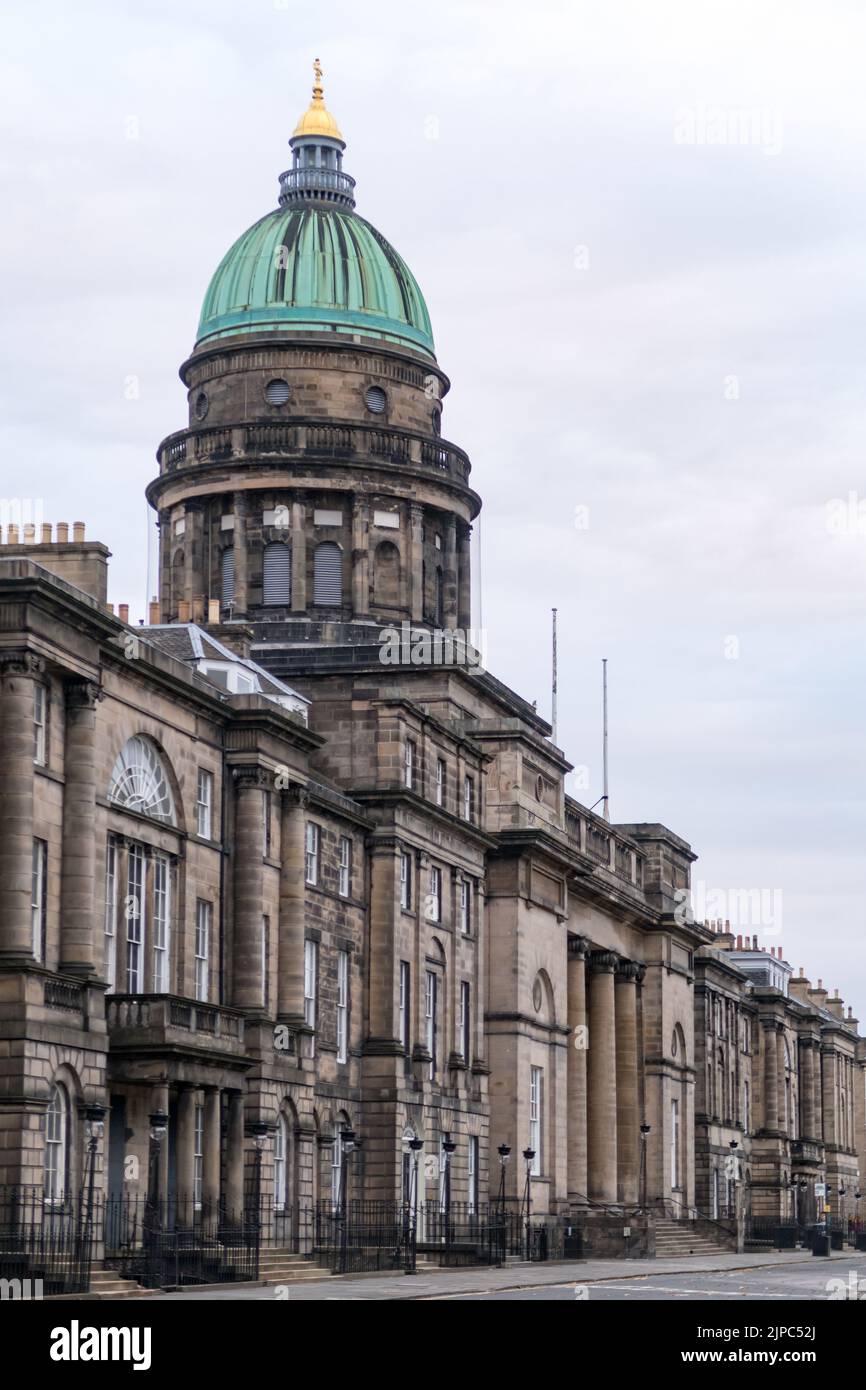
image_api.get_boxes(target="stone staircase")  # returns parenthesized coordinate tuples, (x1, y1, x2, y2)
(88, 1266, 160, 1299)
(654, 1219, 733, 1258)
(256, 1251, 331, 1286)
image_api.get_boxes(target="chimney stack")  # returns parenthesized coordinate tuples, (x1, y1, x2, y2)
(118, 603, 129, 624)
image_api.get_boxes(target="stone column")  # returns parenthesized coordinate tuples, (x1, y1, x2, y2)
(367, 841, 400, 1048)
(821, 1048, 836, 1145)
(800, 1040, 815, 1138)
(777, 1027, 789, 1133)
(762, 1020, 778, 1132)
(291, 496, 307, 612)
(443, 515, 458, 629)
(457, 523, 472, 632)
(232, 490, 249, 615)
(813, 1041, 824, 1140)
(409, 503, 424, 622)
(176, 1087, 198, 1219)
(232, 767, 266, 1009)
(278, 785, 308, 1027)
(60, 678, 102, 976)
(351, 496, 369, 617)
(587, 951, 618, 1203)
(202, 1088, 221, 1211)
(615, 961, 641, 1205)
(225, 1091, 245, 1218)
(0, 652, 41, 959)
(566, 937, 589, 1201)
(150, 1080, 170, 1206)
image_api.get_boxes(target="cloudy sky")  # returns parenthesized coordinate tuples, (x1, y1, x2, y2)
(3, 0, 865, 1010)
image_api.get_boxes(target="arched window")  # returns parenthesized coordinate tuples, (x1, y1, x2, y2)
(108, 736, 176, 824)
(221, 547, 235, 609)
(274, 1114, 288, 1210)
(44, 1083, 69, 1203)
(263, 542, 291, 606)
(314, 543, 342, 606)
(373, 541, 400, 608)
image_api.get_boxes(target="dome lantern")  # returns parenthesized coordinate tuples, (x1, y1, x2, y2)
(279, 58, 356, 211)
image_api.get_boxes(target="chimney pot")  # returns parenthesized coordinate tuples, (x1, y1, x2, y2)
(148, 599, 161, 625)
(752, 935, 758, 950)
(24, 523, 35, 541)
(41, 523, 52, 543)
(178, 599, 191, 623)
(72, 521, 85, 541)
(56, 522, 69, 542)
(118, 603, 129, 624)
(736, 935, 743, 949)
(8, 524, 18, 543)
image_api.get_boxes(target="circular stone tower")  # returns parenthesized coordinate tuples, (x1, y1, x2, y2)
(147, 62, 479, 649)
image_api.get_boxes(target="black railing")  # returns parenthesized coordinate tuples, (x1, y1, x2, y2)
(103, 1195, 260, 1289)
(0, 1186, 95, 1295)
(312, 1199, 416, 1275)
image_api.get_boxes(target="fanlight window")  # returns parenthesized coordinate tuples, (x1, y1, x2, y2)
(108, 737, 176, 824)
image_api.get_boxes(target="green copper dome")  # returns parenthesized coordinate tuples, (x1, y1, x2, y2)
(196, 206, 435, 358)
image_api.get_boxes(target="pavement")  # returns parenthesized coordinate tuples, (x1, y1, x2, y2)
(151, 1249, 866, 1301)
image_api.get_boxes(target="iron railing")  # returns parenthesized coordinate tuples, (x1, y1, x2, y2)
(0, 1186, 96, 1295)
(103, 1194, 261, 1289)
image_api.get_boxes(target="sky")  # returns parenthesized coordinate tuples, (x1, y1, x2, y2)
(2, 0, 865, 1011)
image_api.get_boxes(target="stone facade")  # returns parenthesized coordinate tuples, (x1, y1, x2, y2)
(0, 80, 863, 1270)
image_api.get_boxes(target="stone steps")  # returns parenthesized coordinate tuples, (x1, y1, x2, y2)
(655, 1221, 730, 1256)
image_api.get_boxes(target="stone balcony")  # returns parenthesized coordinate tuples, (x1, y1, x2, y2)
(106, 994, 248, 1061)
(155, 420, 472, 488)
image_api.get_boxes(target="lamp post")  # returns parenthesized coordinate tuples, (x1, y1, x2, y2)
(442, 1133, 457, 1252)
(639, 1124, 651, 1212)
(839, 1184, 847, 1243)
(76, 1104, 106, 1280)
(405, 1137, 423, 1273)
(522, 1147, 535, 1262)
(247, 1121, 269, 1262)
(496, 1143, 511, 1263)
(337, 1128, 356, 1274)
(144, 1109, 168, 1286)
(728, 1140, 739, 1223)
(854, 1190, 862, 1237)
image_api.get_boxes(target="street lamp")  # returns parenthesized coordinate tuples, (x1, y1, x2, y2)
(638, 1124, 651, 1212)
(729, 1140, 739, 1223)
(405, 1137, 424, 1273)
(522, 1147, 535, 1262)
(442, 1133, 457, 1251)
(337, 1128, 357, 1274)
(496, 1144, 511, 1264)
(144, 1109, 168, 1285)
(77, 1104, 106, 1279)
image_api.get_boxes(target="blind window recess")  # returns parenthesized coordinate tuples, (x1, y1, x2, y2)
(220, 547, 235, 608)
(313, 542, 342, 606)
(262, 541, 291, 606)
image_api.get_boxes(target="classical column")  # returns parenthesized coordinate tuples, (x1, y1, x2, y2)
(587, 951, 619, 1203)
(777, 1026, 788, 1133)
(225, 1091, 245, 1218)
(800, 1040, 815, 1138)
(202, 1088, 221, 1210)
(615, 961, 641, 1205)
(278, 785, 308, 1027)
(762, 1020, 778, 1132)
(232, 766, 266, 1010)
(291, 495, 307, 613)
(367, 841, 400, 1049)
(443, 515, 458, 630)
(457, 523, 472, 631)
(232, 490, 249, 615)
(60, 678, 102, 976)
(821, 1048, 836, 1145)
(150, 1080, 170, 1206)
(176, 1087, 198, 1219)
(0, 652, 41, 959)
(813, 1041, 824, 1140)
(409, 503, 424, 622)
(566, 937, 589, 1201)
(351, 496, 370, 617)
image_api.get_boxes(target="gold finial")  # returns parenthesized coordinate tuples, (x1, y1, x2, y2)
(293, 56, 343, 141)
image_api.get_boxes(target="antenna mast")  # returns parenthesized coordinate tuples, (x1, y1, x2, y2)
(551, 608, 558, 743)
(602, 657, 609, 820)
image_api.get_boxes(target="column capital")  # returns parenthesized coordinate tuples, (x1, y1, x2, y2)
(589, 950, 619, 975)
(0, 649, 45, 677)
(567, 935, 591, 962)
(410, 502, 424, 524)
(615, 960, 643, 985)
(65, 678, 104, 710)
(232, 764, 270, 791)
(281, 782, 310, 811)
